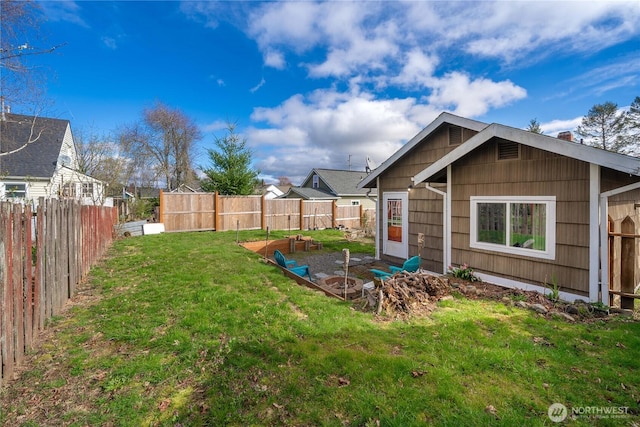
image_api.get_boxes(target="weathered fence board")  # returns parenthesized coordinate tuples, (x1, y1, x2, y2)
(0, 199, 117, 386)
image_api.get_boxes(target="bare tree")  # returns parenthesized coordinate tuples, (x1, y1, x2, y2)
(75, 128, 135, 194)
(277, 176, 292, 186)
(118, 102, 201, 190)
(1, 0, 64, 111)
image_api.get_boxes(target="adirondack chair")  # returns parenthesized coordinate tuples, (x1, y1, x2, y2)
(273, 249, 312, 280)
(370, 256, 421, 279)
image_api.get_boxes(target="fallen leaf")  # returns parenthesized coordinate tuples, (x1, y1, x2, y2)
(485, 405, 499, 419)
(616, 342, 626, 349)
(542, 383, 549, 389)
(411, 370, 426, 378)
(158, 399, 171, 412)
(338, 377, 350, 387)
(273, 403, 283, 409)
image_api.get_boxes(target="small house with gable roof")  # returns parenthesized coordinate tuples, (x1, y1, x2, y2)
(359, 112, 640, 304)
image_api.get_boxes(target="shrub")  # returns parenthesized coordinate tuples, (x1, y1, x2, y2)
(448, 263, 481, 282)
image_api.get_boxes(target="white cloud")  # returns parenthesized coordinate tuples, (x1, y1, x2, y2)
(247, 89, 429, 181)
(101, 36, 118, 50)
(40, 1, 89, 28)
(250, 78, 266, 93)
(202, 120, 229, 133)
(390, 49, 440, 88)
(540, 117, 583, 137)
(428, 72, 527, 117)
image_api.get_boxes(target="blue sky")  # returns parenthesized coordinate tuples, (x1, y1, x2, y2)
(28, 1, 640, 184)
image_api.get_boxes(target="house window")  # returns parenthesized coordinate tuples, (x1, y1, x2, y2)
(351, 200, 360, 206)
(82, 183, 94, 198)
(4, 183, 26, 198)
(470, 196, 555, 260)
(62, 182, 76, 198)
(312, 175, 319, 189)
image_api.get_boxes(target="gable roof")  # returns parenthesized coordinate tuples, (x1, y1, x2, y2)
(358, 112, 488, 188)
(0, 113, 70, 179)
(281, 186, 339, 200)
(413, 123, 640, 184)
(302, 168, 373, 196)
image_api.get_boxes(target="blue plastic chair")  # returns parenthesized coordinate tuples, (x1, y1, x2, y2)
(273, 249, 312, 280)
(370, 256, 421, 279)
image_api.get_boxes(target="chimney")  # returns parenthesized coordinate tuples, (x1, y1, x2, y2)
(557, 131, 573, 142)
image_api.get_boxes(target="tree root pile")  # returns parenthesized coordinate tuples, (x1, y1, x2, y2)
(371, 272, 450, 318)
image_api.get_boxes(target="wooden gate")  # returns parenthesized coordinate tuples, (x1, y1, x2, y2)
(608, 215, 639, 308)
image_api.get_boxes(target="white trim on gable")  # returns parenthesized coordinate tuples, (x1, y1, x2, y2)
(413, 124, 640, 184)
(358, 112, 487, 189)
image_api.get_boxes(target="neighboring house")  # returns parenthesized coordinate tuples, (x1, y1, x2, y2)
(359, 112, 640, 303)
(0, 112, 105, 205)
(281, 168, 377, 209)
(260, 183, 287, 200)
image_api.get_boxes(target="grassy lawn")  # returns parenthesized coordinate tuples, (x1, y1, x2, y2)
(1, 229, 638, 426)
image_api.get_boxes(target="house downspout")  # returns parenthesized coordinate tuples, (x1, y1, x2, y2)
(423, 179, 448, 274)
(365, 186, 378, 259)
(374, 177, 380, 259)
(599, 179, 640, 306)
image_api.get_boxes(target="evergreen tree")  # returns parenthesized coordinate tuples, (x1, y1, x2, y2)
(526, 118, 542, 134)
(575, 101, 627, 152)
(625, 96, 640, 155)
(201, 123, 260, 195)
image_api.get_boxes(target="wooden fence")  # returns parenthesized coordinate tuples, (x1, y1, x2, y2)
(0, 198, 117, 386)
(159, 192, 375, 233)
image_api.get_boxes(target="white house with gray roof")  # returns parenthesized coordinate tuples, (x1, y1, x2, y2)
(0, 113, 106, 206)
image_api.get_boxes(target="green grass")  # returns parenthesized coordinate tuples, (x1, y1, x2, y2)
(1, 229, 638, 426)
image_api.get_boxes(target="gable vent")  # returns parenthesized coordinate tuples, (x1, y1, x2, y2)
(448, 126, 462, 145)
(497, 141, 519, 160)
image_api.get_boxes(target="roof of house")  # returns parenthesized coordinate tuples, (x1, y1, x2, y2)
(281, 186, 339, 200)
(413, 122, 640, 184)
(302, 168, 374, 196)
(0, 113, 70, 179)
(359, 112, 487, 188)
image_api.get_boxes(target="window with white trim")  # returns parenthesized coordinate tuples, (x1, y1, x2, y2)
(312, 175, 319, 188)
(5, 183, 26, 199)
(82, 183, 94, 198)
(470, 196, 556, 260)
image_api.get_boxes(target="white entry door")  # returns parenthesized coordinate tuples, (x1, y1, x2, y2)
(383, 192, 408, 259)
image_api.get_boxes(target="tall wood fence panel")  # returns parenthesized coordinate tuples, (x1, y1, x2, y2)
(0, 199, 117, 386)
(217, 196, 262, 231)
(263, 198, 301, 231)
(160, 192, 216, 232)
(160, 191, 376, 233)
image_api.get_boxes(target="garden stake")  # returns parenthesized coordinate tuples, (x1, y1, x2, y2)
(343, 248, 350, 299)
(264, 227, 270, 260)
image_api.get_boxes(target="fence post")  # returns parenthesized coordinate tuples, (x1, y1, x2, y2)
(261, 194, 266, 230)
(332, 201, 337, 229)
(214, 192, 220, 232)
(299, 199, 304, 231)
(621, 216, 635, 309)
(159, 190, 164, 226)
